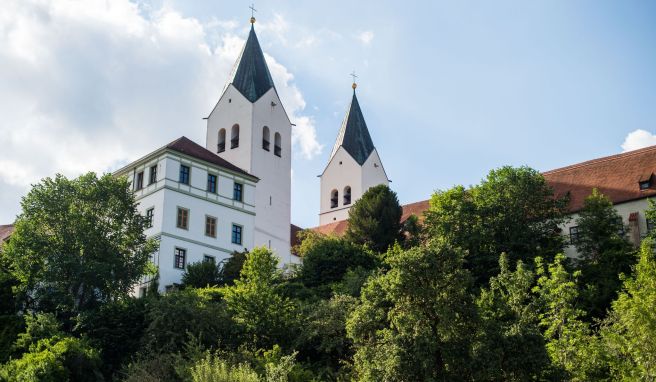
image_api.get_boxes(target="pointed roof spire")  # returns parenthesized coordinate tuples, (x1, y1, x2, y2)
(330, 86, 375, 166)
(227, 18, 275, 103)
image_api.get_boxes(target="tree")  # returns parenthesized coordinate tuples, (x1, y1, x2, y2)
(424, 166, 569, 286)
(574, 188, 636, 319)
(344, 185, 403, 253)
(3, 173, 158, 317)
(296, 231, 377, 295)
(473, 254, 551, 380)
(346, 241, 477, 381)
(182, 260, 221, 289)
(223, 247, 298, 350)
(534, 254, 608, 381)
(219, 250, 248, 286)
(602, 238, 656, 380)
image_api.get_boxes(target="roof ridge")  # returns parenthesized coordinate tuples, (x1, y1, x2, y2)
(543, 145, 656, 175)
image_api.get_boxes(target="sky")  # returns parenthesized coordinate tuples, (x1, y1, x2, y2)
(1, 0, 655, 228)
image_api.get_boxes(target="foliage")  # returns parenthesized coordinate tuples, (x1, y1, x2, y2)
(602, 238, 656, 380)
(3, 172, 158, 317)
(220, 251, 248, 286)
(473, 254, 551, 380)
(424, 166, 568, 285)
(344, 185, 403, 253)
(347, 240, 477, 381)
(574, 189, 636, 320)
(190, 353, 260, 382)
(223, 248, 298, 350)
(143, 287, 237, 354)
(296, 231, 377, 295)
(0, 336, 103, 382)
(183, 260, 222, 289)
(75, 297, 148, 378)
(534, 254, 609, 381)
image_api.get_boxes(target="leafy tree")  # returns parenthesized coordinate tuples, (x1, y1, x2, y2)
(574, 189, 636, 319)
(474, 254, 550, 380)
(346, 241, 477, 381)
(190, 353, 260, 382)
(3, 173, 158, 317)
(143, 287, 238, 354)
(296, 231, 377, 295)
(219, 250, 248, 286)
(223, 247, 298, 350)
(345, 185, 403, 253)
(602, 238, 656, 380)
(534, 254, 608, 381)
(183, 260, 221, 289)
(424, 166, 569, 286)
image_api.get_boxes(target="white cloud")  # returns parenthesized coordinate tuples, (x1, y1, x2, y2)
(0, 0, 321, 222)
(621, 129, 656, 152)
(356, 30, 374, 45)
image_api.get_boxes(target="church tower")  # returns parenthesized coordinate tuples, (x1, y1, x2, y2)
(206, 17, 293, 261)
(319, 82, 389, 225)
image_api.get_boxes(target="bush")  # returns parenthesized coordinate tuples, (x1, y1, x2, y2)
(182, 261, 221, 289)
(190, 353, 260, 382)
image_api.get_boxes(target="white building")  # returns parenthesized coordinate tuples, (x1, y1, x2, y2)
(206, 20, 294, 263)
(114, 137, 258, 294)
(319, 83, 389, 225)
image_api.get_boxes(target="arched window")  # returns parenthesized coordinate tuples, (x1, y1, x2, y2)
(217, 129, 226, 153)
(262, 126, 270, 151)
(330, 189, 338, 208)
(343, 186, 352, 205)
(274, 132, 282, 157)
(230, 124, 240, 149)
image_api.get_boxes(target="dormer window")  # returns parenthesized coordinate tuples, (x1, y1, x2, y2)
(639, 172, 653, 190)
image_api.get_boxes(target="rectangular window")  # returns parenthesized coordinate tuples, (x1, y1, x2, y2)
(233, 182, 243, 202)
(149, 165, 157, 184)
(174, 247, 186, 269)
(179, 165, 190, 185)
(205, 216, 217, 238)
(569, 226, 580, 245)
(232, 224, 243, 245)
(207, 174, 217, 193)
(203, 255, 215, 263)
(135, 171, 144, 190)
(176, 207, 189, 230)
(145, 208, 154, 228)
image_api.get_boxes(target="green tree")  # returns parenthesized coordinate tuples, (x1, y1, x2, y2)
(474, 254, 551, 380)
(346, 241, 476, 381)
(424, 166, 568, 286)
(534, 254, 608, 381)
(574, 188, 636, 320)
(223, 247, 298, 350)
(3, 173, 158, 317)
(183, 260, 221, 289)
(296, 231, 377, 296)
(344, 185, 403, 253)
(602, 238, 656, 380)
(219, 250, 248, 286)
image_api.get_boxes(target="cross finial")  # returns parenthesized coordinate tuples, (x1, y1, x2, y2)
(350, 70, 358, 90)
(249, 4, 257, 24)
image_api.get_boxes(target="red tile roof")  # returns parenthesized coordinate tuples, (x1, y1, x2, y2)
(166, 137, 256, 179)
(308, 145, 656, 237)
(0, 224, 14, 243)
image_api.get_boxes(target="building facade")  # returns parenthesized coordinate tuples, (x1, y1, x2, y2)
(114, 137, 258, 293)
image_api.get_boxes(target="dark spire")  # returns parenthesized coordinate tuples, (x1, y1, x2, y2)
(228, 24, 275, 103)
(330, 90, 375, 166)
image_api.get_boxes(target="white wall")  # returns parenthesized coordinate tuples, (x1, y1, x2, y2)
(319, 147, 389, 225)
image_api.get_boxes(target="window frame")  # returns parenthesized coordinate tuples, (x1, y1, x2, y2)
(149, 165, 157, 185)
(207, 173, 218, 194)
(176, 207, 189, 230)
(231, 224, 243, 245)
(179, 164, 190, 185)
(145, 207, 154, 228)
(203, 255, 215, 263)
(135, 171, 144, 190)
(569, 226, 580, 245)
(233, 182, 243, 202)
(205, 215, 217, 238)
(174, 247, 187, 269)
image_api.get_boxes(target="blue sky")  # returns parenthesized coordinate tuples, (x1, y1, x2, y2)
(0, 1, 655, 228)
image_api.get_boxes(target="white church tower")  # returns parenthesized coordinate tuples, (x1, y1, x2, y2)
(205, 17, 293, 262)
(319, 82, 389, 225)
